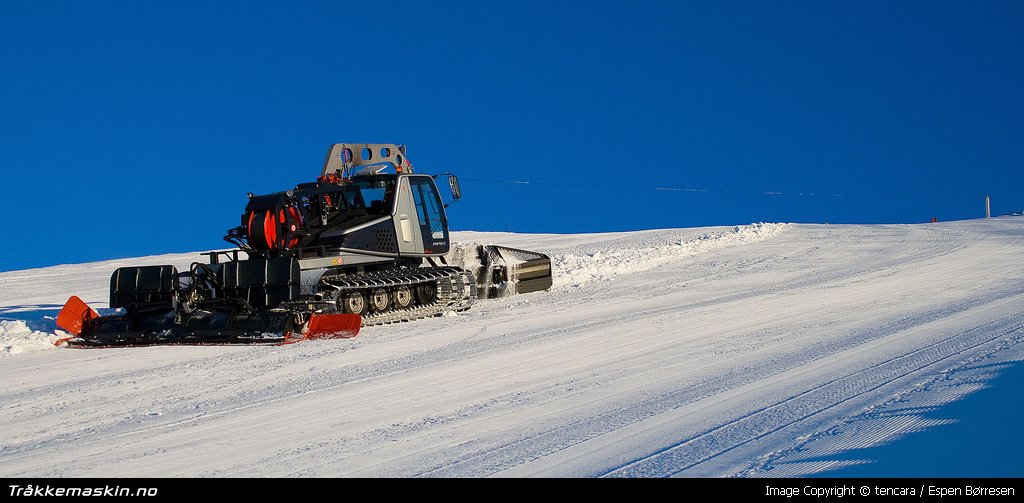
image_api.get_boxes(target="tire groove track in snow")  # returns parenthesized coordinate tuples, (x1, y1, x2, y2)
(376, 295, 982, 476)
(417, 287, 1023, 477)
(494, 295, 1021, 477)
(733, 332, 1024, 477)
(356, 235, 1018, 476)
(256, 312, 812, 474)
(603, 313, 1024, 477)
(254, 235, 999, 476)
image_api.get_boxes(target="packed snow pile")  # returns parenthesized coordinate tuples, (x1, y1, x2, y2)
(445, 222, 789, 290)
(0, 320, 61, 356)
(551, 222, 789, 288)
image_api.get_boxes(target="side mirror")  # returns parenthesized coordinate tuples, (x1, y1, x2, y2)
(448, 175, 461, 200)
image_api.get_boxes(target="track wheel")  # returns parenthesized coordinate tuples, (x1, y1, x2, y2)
(341, 291, 367, 315)
(416, 283, 437, 305)
(370, 288, 390, 312)
(393, 285, 414, 309)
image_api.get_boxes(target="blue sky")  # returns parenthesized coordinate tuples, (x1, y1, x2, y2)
(1, 1, 1021, 271)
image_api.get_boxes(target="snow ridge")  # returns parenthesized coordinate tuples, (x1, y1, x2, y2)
(552, 222, 789, 288)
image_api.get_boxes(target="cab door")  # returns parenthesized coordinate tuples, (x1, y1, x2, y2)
(408, 176, 450, 255)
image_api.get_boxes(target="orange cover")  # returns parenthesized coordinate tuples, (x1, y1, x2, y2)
(304, 313, 361, 339)
(55, 296, 99, 335)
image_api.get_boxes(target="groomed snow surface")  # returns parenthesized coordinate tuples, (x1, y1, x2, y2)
(1, 219, 1022, 477)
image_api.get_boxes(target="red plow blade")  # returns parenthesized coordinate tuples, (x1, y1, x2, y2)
(55, 296, 99, 336)
(304, 313, 361, 340)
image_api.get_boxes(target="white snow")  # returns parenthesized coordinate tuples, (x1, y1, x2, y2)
(0, 320, 61, 356)
(1, 217, 1022, 477)
(549, 222, 789, 288)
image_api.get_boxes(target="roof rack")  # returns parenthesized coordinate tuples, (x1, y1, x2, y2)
(321, 143, 413, 177)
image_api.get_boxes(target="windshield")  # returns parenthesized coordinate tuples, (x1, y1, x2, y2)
(352, 178, 394, 215)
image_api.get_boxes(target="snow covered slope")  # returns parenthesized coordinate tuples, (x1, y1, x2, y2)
(1, 219, 1022, 477)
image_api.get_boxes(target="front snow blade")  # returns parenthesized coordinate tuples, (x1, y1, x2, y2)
(477, 245, 553, 298)
(56, 296, 99, 336)
(304, 313, 361, 339)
